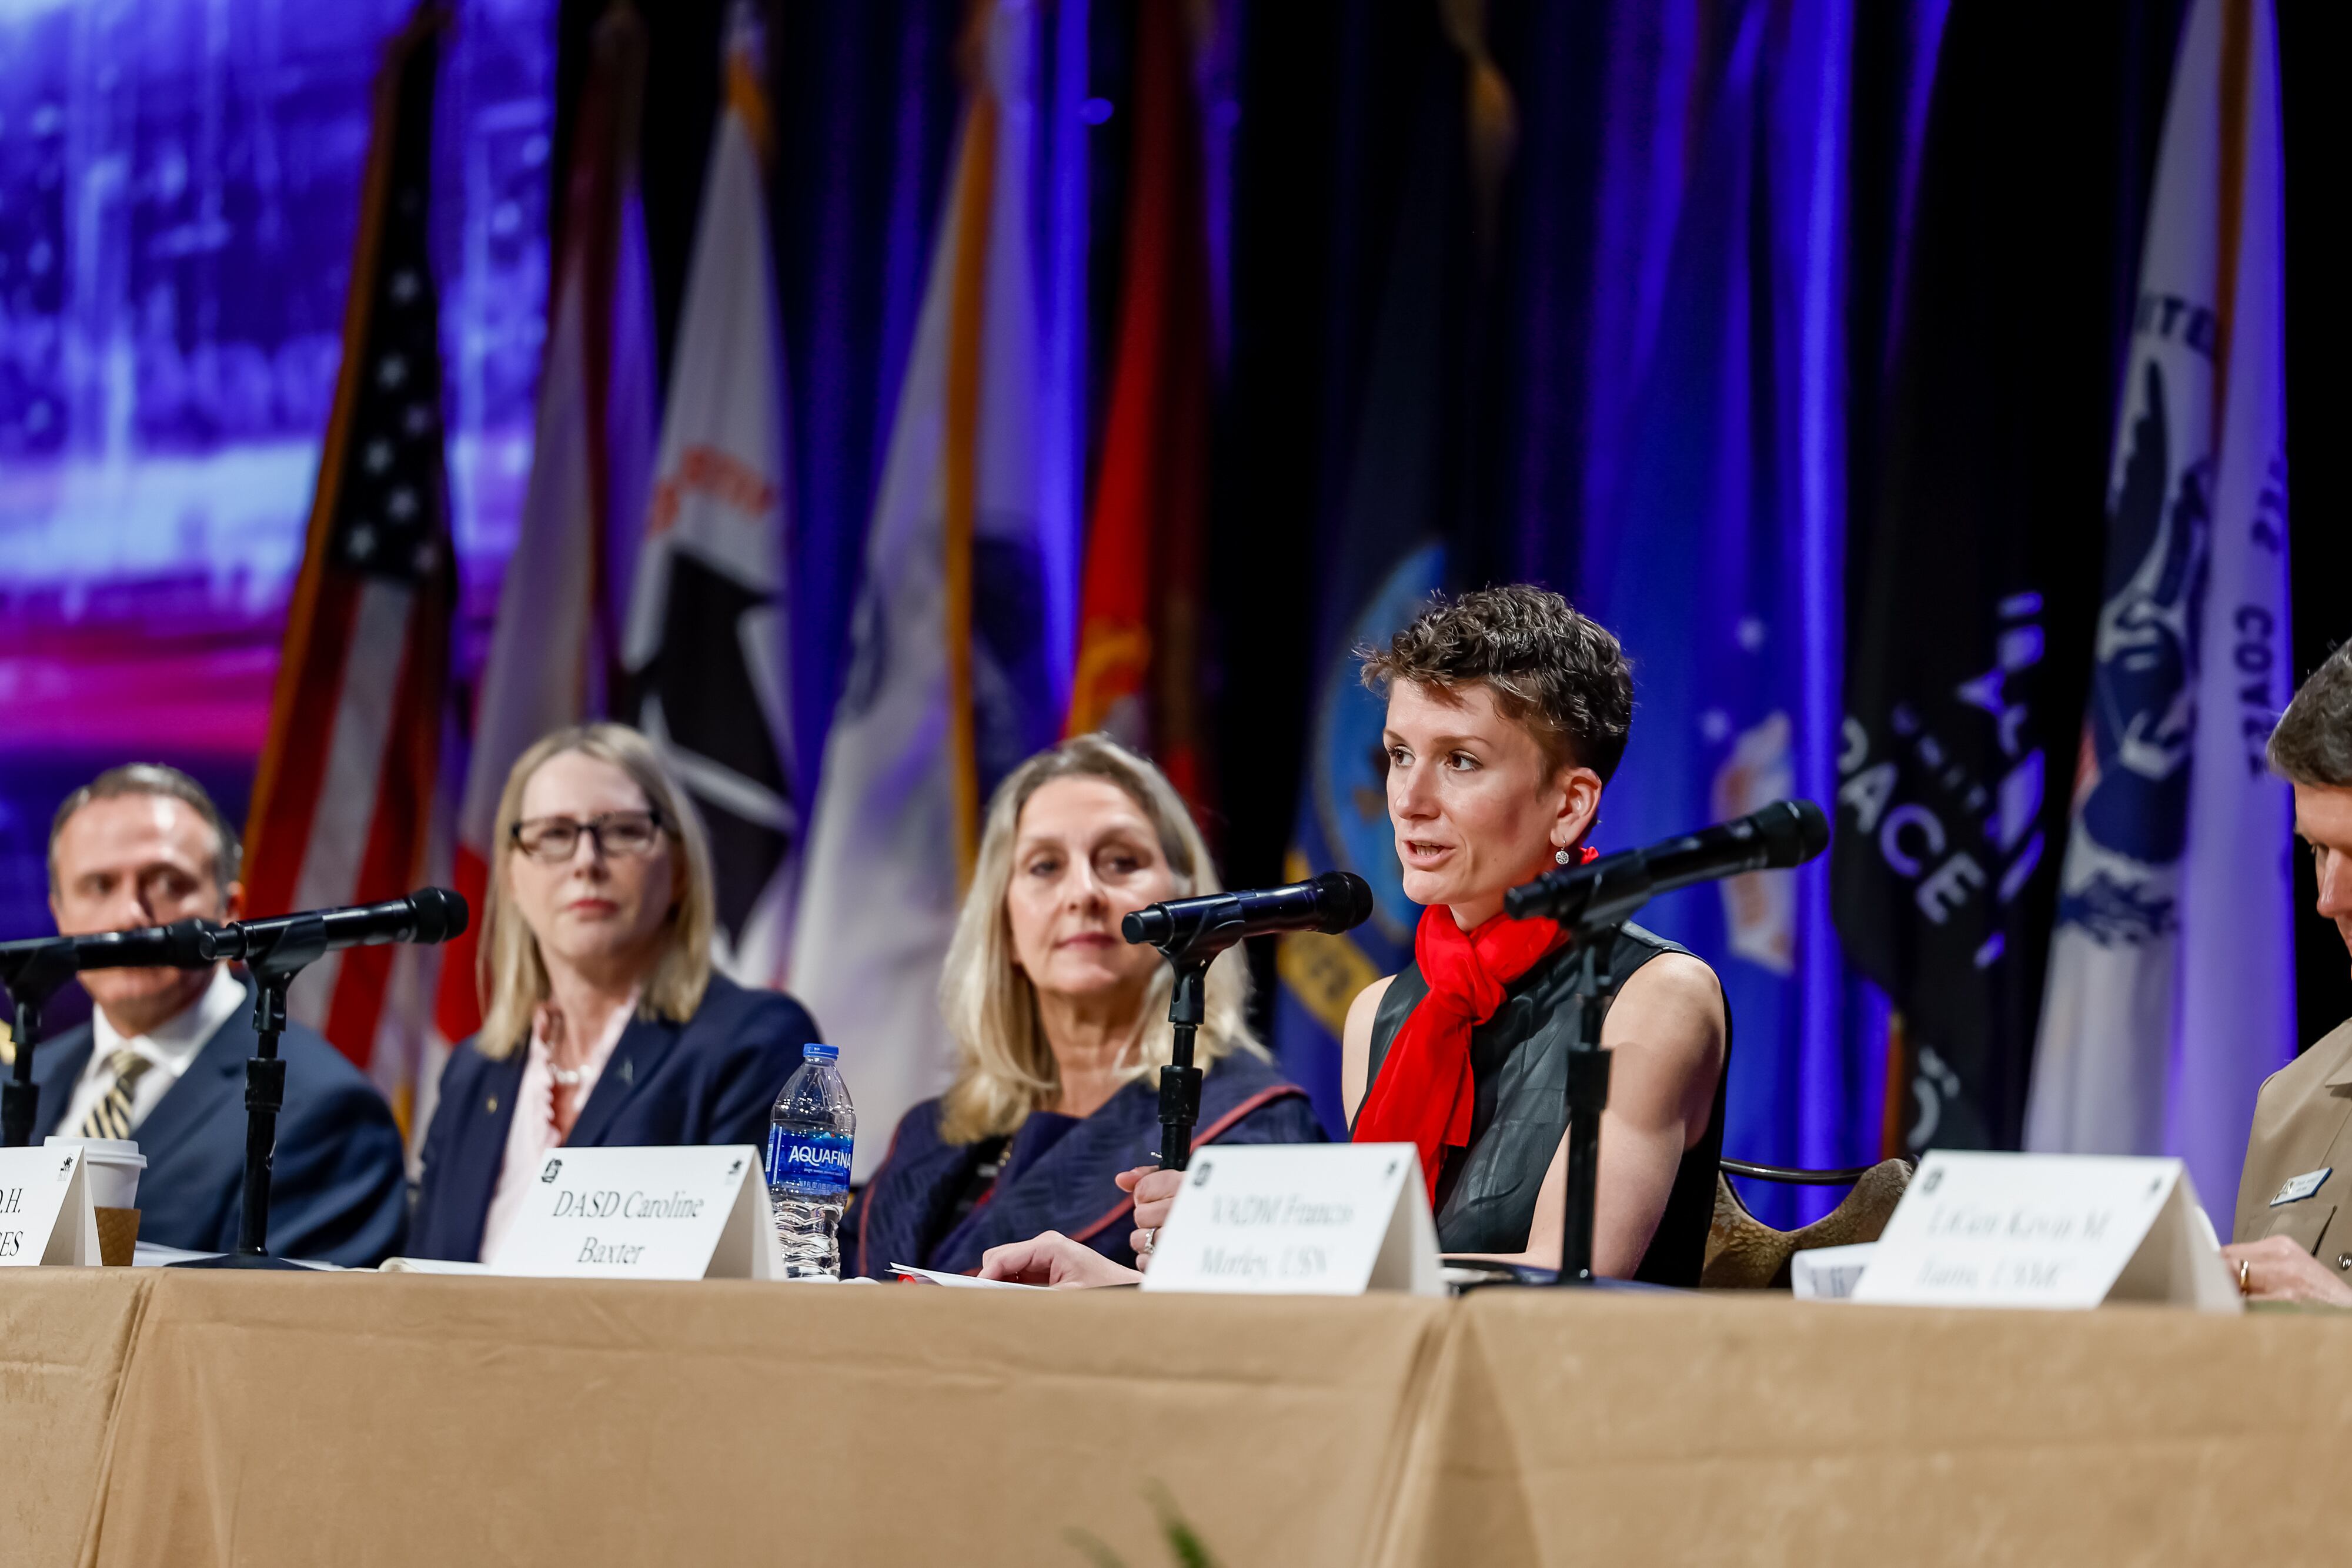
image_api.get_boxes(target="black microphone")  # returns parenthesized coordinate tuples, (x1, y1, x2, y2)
(1122, 871, 1374, 958)
(0, 918, 218, 977)
(1504, 798, 1829, 926)
(198, 887, 469, 964)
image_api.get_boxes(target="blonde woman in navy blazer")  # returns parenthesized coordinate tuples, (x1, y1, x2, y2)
(409, 724, 816, 1263)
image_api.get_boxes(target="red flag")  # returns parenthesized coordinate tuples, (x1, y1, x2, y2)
(242, 6, 456, 1084)
(1065, 0, 1214, 811)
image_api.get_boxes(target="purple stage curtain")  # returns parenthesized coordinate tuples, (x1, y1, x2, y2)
(1497, 0, 1951, 1225)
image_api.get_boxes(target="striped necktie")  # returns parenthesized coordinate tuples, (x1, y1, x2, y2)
(79, 1049, 155, 1140)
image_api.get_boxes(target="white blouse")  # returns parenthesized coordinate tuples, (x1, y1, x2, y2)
(477, 993, 637, 1267)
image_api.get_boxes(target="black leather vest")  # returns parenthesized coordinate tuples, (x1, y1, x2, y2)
(1360, 923, 1729, 1286)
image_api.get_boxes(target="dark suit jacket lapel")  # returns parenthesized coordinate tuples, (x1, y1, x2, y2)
(131, 1004, 252, 1172)
(565, 1013, 679, 1148)
(30, 1027, 96, 1142)
(442, 1049, 529, 1262)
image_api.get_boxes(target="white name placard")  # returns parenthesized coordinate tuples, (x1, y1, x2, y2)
(487, 1145, 781, 1281)
(0, 1145, 99, 1268)
(1850, 1151, 2240, 1313)
(1141, 1142, 1442, 1298)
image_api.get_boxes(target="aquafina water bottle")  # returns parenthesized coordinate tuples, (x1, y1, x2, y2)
(765, 1043, 856, 1279)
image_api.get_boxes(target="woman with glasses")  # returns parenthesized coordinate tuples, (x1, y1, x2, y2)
(407, 723, 818, 1263)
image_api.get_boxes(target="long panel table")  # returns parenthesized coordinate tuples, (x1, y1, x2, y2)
(5, 1269, 2349, 1566)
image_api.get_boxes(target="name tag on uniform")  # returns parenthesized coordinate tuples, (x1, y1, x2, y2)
(2270, 1167, 2332, 1206)
(490, 1145, 780, 1280)
(0, 1145, 100, 1268)
(1141, 1143, 1442, 1297)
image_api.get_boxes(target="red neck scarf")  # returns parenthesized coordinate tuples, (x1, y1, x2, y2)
(1352, 847, 1595, 1202)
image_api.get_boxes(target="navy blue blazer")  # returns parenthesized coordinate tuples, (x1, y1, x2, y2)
(848, 1049, 1325, 1278)
(407, 972, 816, 1262)
(28, 977, 409, 1267)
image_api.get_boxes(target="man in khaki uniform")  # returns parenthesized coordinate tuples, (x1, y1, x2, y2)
(2223, 644, 2352, 1306)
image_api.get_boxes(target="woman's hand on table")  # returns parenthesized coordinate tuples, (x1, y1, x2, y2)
(977, 1231, 1142, 1289)
(1115, 1164, 1185, 1272)
(2221, 1235, 2352, 1306)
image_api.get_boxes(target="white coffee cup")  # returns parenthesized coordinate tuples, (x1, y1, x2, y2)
(45, 1135, 147, 1209)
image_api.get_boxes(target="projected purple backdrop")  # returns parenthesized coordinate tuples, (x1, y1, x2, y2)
(0, 0, 551, 941)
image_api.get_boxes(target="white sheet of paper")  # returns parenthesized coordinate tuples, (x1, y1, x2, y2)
(1140, 1142, 1442, 1297)
(1789, 1242, 1876, 1300)
(0, 1144, 99, 1268)
(888, 1263, 1043, 1290)
(1850, 1151, 2241, 1313)
(376, 1256, 496, 1275)
(487, 1145, 781, 1281)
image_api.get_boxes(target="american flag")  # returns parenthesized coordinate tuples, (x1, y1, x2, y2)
(241, 5, 455, 1119)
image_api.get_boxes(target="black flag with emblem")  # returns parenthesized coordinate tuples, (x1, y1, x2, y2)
(1832, 1, 2172, 1154)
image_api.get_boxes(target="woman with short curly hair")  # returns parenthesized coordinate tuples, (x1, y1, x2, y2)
(988, 587, 1730, 1288)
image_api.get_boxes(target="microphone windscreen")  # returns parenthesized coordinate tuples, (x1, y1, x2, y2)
(1311, 871, 1375, 934)
(1758, 799, 1830, 868)
(410, 887, 469, 944)
(161, 918, 215, 967)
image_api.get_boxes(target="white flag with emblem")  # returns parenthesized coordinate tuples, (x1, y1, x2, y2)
(790, 0, 1057, 1178)
(2026, 0, 2293, 1219)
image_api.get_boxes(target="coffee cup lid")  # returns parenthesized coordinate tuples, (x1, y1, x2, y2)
(45, 1135, 148, 1166)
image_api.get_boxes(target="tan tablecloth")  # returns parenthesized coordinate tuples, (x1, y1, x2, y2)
(0, 1271, 154, 1566)
(86, 1272, 1449, 1567)
(8, 1270, 2352, 1567)
(1381, 1288, 2352, 1567)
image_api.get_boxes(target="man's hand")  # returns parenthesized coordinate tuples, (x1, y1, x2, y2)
(1115, 1164, 1185, 1272)
(2221, 1235, 2352, 1306)
(977, 1231, 1141, 1289)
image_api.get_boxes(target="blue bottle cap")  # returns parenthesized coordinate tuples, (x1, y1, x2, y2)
(803, 1042, 837, 1062)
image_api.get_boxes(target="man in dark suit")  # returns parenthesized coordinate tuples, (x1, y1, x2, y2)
(27, 764, 407, 1266)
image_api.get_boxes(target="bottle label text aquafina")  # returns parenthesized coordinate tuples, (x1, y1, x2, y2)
(765, 1042, 856, 1279)
(768, 1130, 853, 1187)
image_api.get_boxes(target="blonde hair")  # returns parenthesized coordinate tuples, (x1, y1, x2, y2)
(936, 734, 1262, 1144)
(475, 723, 716, 1058)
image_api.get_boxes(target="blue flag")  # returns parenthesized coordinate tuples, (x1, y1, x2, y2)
(1579, 0, 1869, 1225)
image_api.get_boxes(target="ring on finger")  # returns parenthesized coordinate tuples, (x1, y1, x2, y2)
(2239, 1258, 2252, 1295)
(1138, 1226, 1157, 1256)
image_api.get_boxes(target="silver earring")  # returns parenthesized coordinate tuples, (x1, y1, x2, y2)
(1555, 846, 1572, 865)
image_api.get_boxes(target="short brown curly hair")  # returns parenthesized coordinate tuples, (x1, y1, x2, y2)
(1359, 584, 1635, 781)
(2271, 641, 2352, 788)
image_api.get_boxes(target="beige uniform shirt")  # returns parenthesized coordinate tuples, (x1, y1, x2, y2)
(2234, 1018, 2352, 1281)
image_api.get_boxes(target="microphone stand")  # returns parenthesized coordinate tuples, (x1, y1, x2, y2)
(1503, 858, 1642, 1288)
(1150, 915, 1245, 1173)
(173, 913, 329, 1271)
(1555, 931, 1621, 1286)
(1501, 798, 1829, 1287)
(0, 940, 78, 1148)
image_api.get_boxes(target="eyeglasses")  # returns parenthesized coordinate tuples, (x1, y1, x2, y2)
(510, 810, 667, 864)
